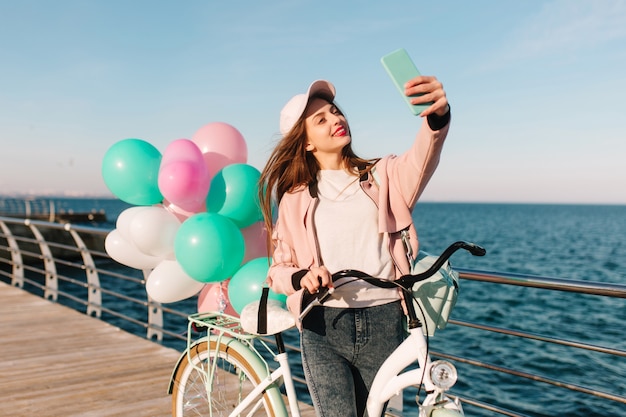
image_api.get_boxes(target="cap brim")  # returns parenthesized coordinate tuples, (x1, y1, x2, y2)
(307, 80, 335, 102)
(279, 80, 336, 135)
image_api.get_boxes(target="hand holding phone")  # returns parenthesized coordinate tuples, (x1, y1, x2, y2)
(381, 48, 434, 115)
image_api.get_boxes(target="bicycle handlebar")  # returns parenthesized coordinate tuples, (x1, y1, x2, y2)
(299, 241, 486, 320)
(333, 241, 485, 289)
(397, 240, 485, 288)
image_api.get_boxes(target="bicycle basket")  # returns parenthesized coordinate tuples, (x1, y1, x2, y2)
(410, 251, 459, 336)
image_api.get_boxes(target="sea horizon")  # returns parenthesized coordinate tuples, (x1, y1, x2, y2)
(1, 193, 625, 208)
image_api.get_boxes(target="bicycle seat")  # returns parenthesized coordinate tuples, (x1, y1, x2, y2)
(240, 299, 296, 335)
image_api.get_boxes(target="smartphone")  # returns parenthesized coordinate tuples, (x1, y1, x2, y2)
(381, 48, 433, 115)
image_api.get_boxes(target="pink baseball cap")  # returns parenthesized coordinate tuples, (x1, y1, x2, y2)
(279, 80, 336, 135)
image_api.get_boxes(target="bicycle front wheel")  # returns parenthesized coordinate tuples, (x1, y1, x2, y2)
(171, 337, 285, 417)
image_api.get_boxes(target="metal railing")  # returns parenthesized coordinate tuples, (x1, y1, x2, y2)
(1, 215, 624, 417)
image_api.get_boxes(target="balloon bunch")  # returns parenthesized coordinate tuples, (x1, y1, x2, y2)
(101, 122, 285, 315)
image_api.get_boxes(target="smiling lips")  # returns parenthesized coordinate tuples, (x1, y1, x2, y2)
(333, 126, 347, 137)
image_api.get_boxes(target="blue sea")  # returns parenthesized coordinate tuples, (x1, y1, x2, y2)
(7, 198, 626, 416)
(411, 203, 626, 417)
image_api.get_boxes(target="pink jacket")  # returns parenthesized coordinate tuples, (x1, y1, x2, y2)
(267, 117, 450, 321)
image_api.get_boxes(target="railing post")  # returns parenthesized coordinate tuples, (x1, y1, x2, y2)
(0, 220, 24, 288)
(49, 200, 56, 223)
(145, 269, 164, 341)
(66, 224, 102, 317)
(26, 220, 58, 301)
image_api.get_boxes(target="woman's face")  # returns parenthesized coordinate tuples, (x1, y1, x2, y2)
(303, 97, 351, 165)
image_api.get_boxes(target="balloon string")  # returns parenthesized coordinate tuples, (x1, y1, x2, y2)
(218, 281, 228, 313)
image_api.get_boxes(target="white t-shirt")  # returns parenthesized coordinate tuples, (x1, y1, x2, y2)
(314, 169, 400, 308)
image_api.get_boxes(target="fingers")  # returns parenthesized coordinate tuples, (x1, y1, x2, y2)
(404, 75, 449, 117)
(300, 267, 332, 293)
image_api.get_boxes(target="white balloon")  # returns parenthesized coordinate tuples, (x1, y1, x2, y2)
(146, 259, 205, 303)
(104, 229, 161, 270)
(129, 205, 180, 258)
(116, 206, 150, 241)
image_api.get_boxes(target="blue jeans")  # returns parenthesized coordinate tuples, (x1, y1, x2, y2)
(300, 301, 405, 417)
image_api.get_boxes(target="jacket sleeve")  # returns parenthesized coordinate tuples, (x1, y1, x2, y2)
(266, 207, 305, 296)
(388, 114, 449, 206)
(373, 114, 450, 234)
(385, 115, 450, 210)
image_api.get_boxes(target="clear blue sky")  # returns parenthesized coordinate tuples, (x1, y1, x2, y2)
(1, 0, 625, 204)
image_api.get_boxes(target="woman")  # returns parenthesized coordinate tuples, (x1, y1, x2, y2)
(259, 76, 450, 417)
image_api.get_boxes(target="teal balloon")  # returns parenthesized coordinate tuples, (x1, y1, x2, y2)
(102, 138, 163, 205)
(228, 257, 287, 314)
(174, 213, 244, 283)
(207, 163, 262, 228)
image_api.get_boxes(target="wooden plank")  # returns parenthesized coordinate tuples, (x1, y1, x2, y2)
(0, 282, 315, 417)
(0, 282, 180, 417)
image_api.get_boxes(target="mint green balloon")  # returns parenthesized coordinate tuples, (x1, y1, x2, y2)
(102, 138, 163, 205)
(206, 163, 262, 228)
(227, 257, 287, 314)
(174, 213, 244, 283)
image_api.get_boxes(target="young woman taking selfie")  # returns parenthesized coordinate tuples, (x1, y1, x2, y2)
(259, 75, 450, 417)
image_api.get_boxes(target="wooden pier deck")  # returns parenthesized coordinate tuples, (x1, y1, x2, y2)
(0, 282, 315, 417)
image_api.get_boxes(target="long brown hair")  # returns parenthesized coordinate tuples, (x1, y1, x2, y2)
(258, 97, 379, 254)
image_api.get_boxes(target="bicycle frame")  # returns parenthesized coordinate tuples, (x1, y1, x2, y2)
(171, 312, 462, 417)
(171, 241, 484, 417)
(367, 325, 463, 416)
(229, 350, 301, 417)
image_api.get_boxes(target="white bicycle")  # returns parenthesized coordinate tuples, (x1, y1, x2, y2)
(168, 241, 486, 417)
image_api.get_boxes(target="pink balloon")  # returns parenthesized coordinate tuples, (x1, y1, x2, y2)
(197, 280, 238, 316)
(161, 138, 204, 165)
(241, 221, 269, 264)
(159, 139, 210, 212)
(192, 122, 248, 178)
